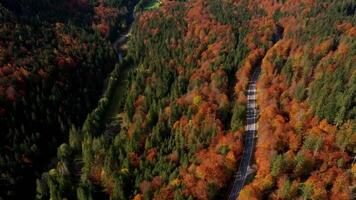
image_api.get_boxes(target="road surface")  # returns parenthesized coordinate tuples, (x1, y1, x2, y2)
(113, 11, 135, 50)
(104, 8, 137, 120)
(228, 66, 260, 200)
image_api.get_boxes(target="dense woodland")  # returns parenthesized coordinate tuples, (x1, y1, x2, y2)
(0, 0, 136, 199)
(1, 0, 355, 200)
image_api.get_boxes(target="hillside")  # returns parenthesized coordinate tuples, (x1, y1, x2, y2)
(1, 0, 355, 200)
(0, 0, 135, 199)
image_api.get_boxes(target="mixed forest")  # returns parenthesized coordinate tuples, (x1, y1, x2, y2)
(0, 0, 136, 198)
(0, 0, 355, 200)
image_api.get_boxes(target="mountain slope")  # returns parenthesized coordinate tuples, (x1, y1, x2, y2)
(2, 0, 355, 199)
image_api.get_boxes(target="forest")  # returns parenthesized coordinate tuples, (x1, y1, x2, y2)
(0, 0, 355, 200)
(0, 0, 136, 198)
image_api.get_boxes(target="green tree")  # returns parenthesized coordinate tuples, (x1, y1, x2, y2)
(294, 153, 314, 177)
(77, 180, 94, 200)
(231, 103, 246, 131)
(271, 154, 286, 177)
(111, 177, 126, 200)
(69, 125, 82, 151)
(57, 143, 72, 161)
(300, 183, 313, 200)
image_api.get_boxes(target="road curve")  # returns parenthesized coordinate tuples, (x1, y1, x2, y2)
(113, 11, 135, 50)
(228, 66, 260, 200)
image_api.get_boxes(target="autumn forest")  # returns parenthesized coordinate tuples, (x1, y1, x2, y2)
(0, 0, 355, 200)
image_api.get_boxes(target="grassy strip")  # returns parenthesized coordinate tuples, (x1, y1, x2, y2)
(144, 0, 162, 10)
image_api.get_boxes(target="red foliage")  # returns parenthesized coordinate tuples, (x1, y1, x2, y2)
(180, 132, 243, 200)
(140, 180, 152, 195)
(128, 152, 140, 167)
(146, 148, 157, 162)
(5, 86, 16, 101)
(93, 23, 110, 37)
(234, 49, 264, 103)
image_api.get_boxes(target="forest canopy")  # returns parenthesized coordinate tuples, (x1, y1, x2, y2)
(0, 0, 355, 200)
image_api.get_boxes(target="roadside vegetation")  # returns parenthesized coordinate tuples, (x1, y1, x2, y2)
(1, 0, 355, 200)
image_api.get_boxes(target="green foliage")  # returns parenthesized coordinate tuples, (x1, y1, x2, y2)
(47, 168, 70, 200)
(57, 144, 72, 161)
(336, 121, 356, 153)
(284, 0, 356, 125)
(281, 59, 293, 85)
(218, 145, 230, 155)
(77, 180, 94, 200)
(207, 0, 251, 29)
(271, 154, 286, 177)
(303, 135, 323, 153)
(35, 174, 49, 200)
(300, 183, 313, 200)
(278, 179, 296, 200)
(193, 95, 202, 106)
(299, 0, 355, 42)
(273, 8, 283, 21)
(0, 2, 122, 197)
(7, 0, 355, 199)
(141, 0, 162, 11)
(69, 125, 82, 151)
(111, 177, 126, 200)
(308, 42, 356, 124)
(294, 153, 314, 177)
(61, 0, 253, 198)
(231, 103, 246, 131)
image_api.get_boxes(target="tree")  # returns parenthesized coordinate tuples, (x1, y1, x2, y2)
(303, 135, 323, 154)
(57, 143, 71, 161)
(300, 183, 313, 200)
(271, 154, 286, 177)
(35, 173, 49, 200)
(47, 169, 61, 200)
(77, 180, 94, 200)
(295, 83, 306, 102)
(336, 121, 355, 153)
(294, 152, 314, 177)
(69, 125, 82, 151)
(111, 177, 126, 200)
(277, 178, 298, 200)
(230, 103, 246, 131)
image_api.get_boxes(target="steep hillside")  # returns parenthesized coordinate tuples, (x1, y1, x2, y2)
(37, 0, 253, 199)
(2, 0, 355, 199)
(40, 0, 355, 199)
(0, 0, 135, 199)
(239, 0, 356, 199)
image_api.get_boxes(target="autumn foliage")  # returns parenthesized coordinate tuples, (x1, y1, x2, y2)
(238, 1, 355, 199)
(13, 0, 355, 199)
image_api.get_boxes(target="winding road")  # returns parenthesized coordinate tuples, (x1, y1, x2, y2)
(228, 66, 261, 200)
(113, 10, 135, 50)
(103, 8, 137, 121)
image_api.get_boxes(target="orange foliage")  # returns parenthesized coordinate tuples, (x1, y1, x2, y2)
(94, 23, 110, 36)
(234, 49, 264, 103)
(179, 131, 243, 200)
(146, 148, 157, 162)
(247, 5, 353, 194)
(238, 184, 261, 200)
(133, 194, 143, 200)
(331, 172, 351, 200)
(337, 23, 356, 37)
(128, 152, 140, 167)
(91, 0, 126, 37)
(313, 38, 334, 55)
(140, 180, 152, 196)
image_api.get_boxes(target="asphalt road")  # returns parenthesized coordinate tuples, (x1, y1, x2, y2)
(228, 66, 260, 200)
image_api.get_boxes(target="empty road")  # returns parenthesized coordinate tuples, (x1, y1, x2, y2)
(228, 66, 260, 200)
